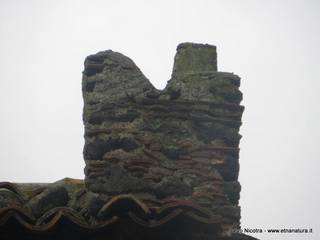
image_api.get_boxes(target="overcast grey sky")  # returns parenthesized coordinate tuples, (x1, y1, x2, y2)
(0, 0, 319, 239)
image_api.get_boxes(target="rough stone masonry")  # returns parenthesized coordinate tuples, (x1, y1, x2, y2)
(0, 42, 256, 240)
(83, 43, 244, 233)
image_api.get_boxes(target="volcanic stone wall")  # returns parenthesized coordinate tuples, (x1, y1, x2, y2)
(82, 43, 244, 231)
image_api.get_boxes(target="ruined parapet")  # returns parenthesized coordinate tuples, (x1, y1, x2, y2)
(82, 42, 244, 236)
(0, 43, 256, 240)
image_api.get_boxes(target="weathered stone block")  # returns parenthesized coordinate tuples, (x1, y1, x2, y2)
(82, 42, 244, 232)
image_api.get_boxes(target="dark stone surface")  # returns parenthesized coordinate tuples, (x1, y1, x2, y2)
(82, 42, 245, 235)
(26, 185, 69, 217)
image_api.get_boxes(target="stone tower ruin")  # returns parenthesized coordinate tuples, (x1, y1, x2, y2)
(82, 42, 244, 235)
(0, 43, 256, 240)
